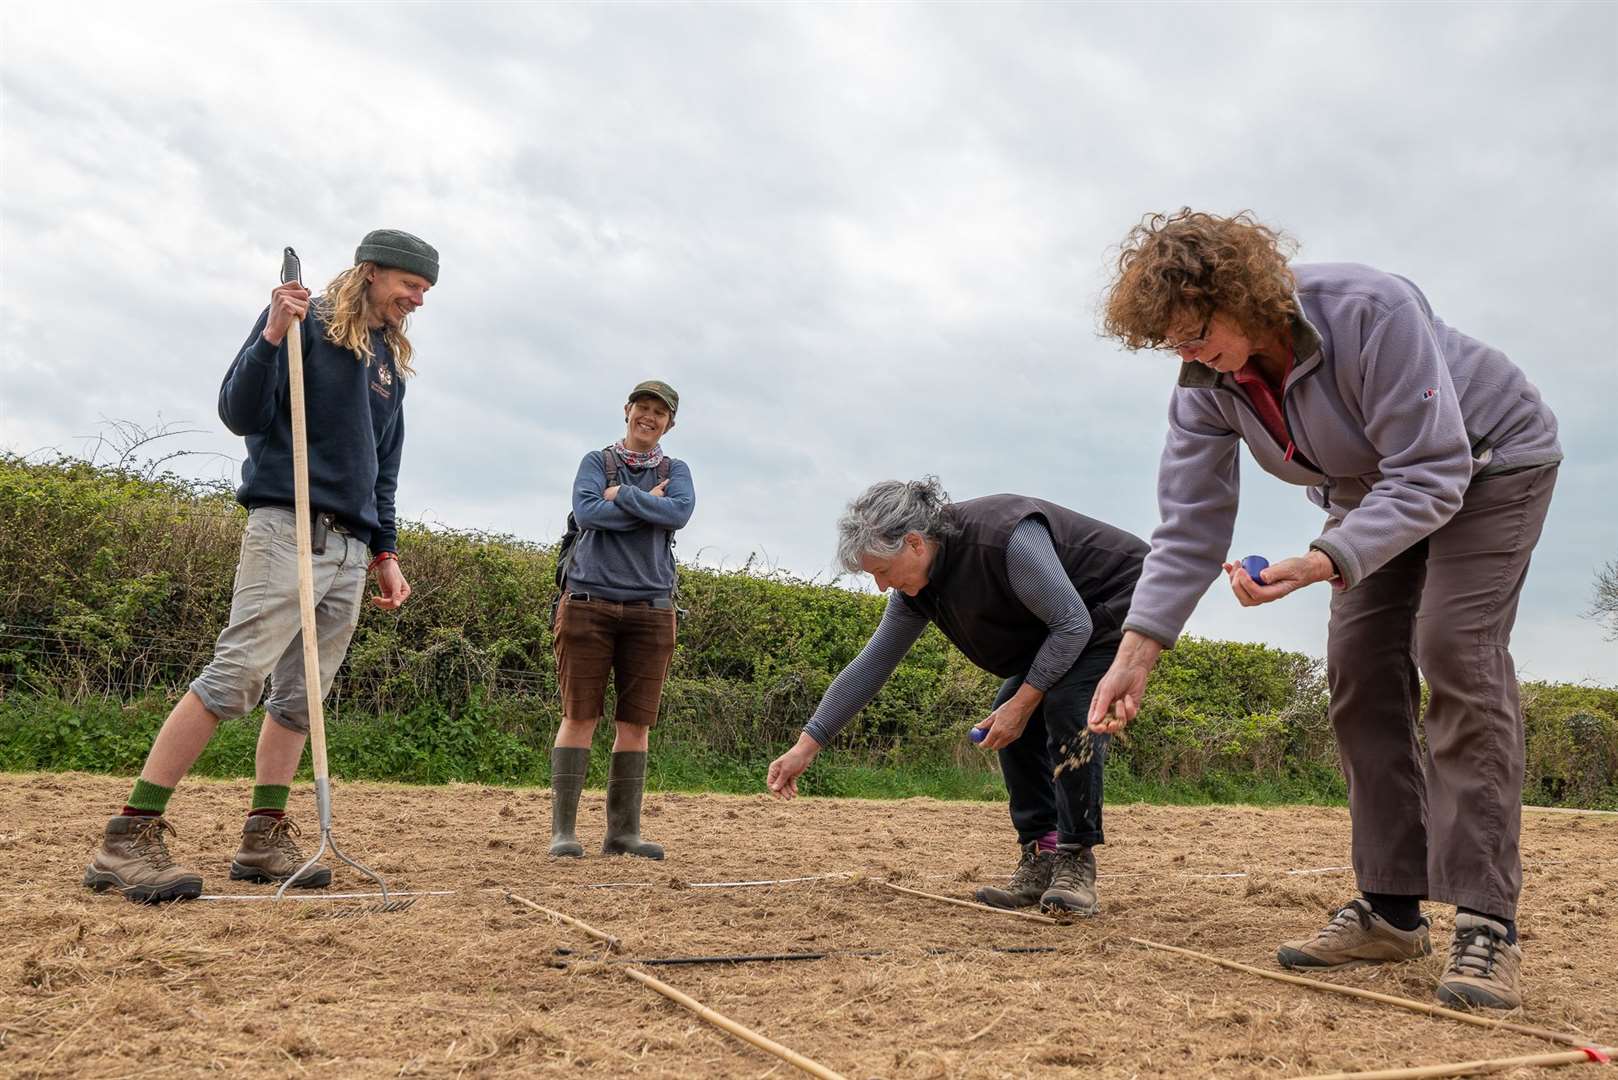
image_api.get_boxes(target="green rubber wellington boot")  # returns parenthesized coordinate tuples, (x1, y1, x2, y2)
(602, 751, 663, 860)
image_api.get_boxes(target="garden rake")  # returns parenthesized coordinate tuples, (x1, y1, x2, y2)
(272, 246, 413, 915)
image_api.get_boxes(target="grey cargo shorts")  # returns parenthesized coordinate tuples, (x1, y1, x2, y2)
(189, 507, 367, 733)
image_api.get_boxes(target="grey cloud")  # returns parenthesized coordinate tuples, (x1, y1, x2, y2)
(2, 2, 1613, 682)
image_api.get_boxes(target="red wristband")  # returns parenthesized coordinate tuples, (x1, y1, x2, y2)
(367, 551, 398, 573)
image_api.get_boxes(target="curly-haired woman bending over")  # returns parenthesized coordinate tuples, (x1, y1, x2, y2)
(1089, 209, 1561, 1009)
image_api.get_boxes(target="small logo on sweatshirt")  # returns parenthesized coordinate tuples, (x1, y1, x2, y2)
(371, 359, 393, 399)
(1422, 387, 1437, 400)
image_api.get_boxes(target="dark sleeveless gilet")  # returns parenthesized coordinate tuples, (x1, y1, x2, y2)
(899, 495, 1147, 678)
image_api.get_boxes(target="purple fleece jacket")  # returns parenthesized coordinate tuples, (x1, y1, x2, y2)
(1123, 262, 1561, 648)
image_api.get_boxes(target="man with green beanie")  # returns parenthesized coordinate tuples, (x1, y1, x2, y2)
(549, 380, 695, 860)
(82, 229, 439, 902)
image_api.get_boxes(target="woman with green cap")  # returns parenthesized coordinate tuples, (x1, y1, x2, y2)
(548, 381, 695, 860)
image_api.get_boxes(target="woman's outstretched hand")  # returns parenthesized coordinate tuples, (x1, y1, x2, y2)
(1087, 631, 1163, 734)
(766, 733, 823, 800)
(1224, 549, 1337, 607)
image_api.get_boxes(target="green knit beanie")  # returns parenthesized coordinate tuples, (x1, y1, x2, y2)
(355, 229, 439, 284)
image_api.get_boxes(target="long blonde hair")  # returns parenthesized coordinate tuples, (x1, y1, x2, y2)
(315, 262, 416, 377)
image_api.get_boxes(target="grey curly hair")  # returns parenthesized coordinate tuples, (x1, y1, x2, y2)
(835, 478, 957, 573)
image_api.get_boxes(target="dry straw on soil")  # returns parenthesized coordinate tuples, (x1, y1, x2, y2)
(2, 772, 1615, 1078)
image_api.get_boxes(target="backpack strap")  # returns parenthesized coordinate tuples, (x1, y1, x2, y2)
(657, 456, 673, 484)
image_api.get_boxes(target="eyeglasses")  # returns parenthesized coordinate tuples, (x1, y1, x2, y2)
(1161, 314, 1212, 355)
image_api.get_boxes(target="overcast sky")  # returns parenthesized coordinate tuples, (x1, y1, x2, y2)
(3, 3, 1614, 684)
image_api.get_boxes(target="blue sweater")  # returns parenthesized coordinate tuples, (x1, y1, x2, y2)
(565, 449, 696, 601)
(218, 305, 406, 554)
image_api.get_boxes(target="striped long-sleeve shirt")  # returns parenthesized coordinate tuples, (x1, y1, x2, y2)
(803, 517, 1093, 746)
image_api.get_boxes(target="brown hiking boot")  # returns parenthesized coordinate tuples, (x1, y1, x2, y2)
(975, 842, 1055, 910)
(1277, 898, 1432, 971)
(1041, 844, 1099, 915)
(83, 815, 204, 904)
(1436, 913, 1523, 1010)
(229, 816, 332, 888)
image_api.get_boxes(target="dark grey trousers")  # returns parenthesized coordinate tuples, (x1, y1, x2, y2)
(1325, 464, 1558, 919)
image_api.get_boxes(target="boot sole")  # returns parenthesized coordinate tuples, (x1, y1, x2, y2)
(974, 890, 1041, 911)
(229, 862, 333, 889)
(602, 845, 664, 860)
(83, 866, 202, 904)
(1277, 943, 1432, 972)
(1435, 982, 1519, 1011)
(1276, 948, 1376, 972)
(1040, 896, 1099, 916)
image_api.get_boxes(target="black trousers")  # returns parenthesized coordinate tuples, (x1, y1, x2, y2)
(993, 643, 1115, 848)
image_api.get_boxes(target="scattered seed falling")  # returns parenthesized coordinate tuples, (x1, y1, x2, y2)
(1051, 729, 1096, 779)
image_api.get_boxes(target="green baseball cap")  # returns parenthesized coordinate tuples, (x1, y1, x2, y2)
(628, 379, 678, 415)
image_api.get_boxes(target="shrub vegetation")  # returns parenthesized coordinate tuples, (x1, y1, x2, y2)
(3, 454, 1613, 808)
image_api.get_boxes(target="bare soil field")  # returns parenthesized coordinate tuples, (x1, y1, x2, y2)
(2, 772, 1614, 1079)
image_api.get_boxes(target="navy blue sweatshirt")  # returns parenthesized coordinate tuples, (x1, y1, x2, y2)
(218, 304, 406, 554)
(565, 449, 696, 601)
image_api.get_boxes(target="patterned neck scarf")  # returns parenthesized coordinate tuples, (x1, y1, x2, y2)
(612, 440, 665, 471)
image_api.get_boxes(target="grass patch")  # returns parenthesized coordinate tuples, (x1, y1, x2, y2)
(2, 690, 1353, 807)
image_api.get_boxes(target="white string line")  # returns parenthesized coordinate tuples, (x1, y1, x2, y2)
(888, 866, 1355, 884)
(196, 890, 456, 902)
(576, 873, 854, 890)
(1524, 804, 1618, 817)
(491, 852, 1618, 894)
(564, 866, 1358, 891)
(1188, 865, 1352, 880)
(18, 853, 1604, 904)
(42, 847, 1618, 906)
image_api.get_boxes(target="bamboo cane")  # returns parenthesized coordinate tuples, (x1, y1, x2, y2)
(1127, 937, 1597, 1049)
(1297, 1046, 1614, 1080)
(506, 891, 622, 952)
(201, 890, 454, 903)
(876, 879, 1060, 924)
(624, 967, 848, 1080)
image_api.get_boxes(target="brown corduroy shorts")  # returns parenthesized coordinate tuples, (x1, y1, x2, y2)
(552, 594, 677, 727)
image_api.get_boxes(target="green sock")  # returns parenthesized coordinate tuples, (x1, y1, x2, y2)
(250, 784, 291, 815)
(124, 778, 173, 815)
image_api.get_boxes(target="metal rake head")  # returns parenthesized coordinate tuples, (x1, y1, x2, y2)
(276, 824, 414, 916)
(311, 896, 418, 919)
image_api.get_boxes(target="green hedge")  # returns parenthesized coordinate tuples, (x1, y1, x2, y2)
(2, 454, 1614, 808)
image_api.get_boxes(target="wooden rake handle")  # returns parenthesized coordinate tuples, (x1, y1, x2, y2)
(280, 246, 329, 785)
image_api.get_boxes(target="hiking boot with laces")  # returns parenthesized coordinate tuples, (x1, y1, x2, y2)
(1277, 898, 1432, 971)
(229, 815, 332, 888)
(975, 841, 1055, 910)
(1040, 844, 1099, 914)
(1436, 913, 1522, 1010)
(83, 815, 204, 904)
